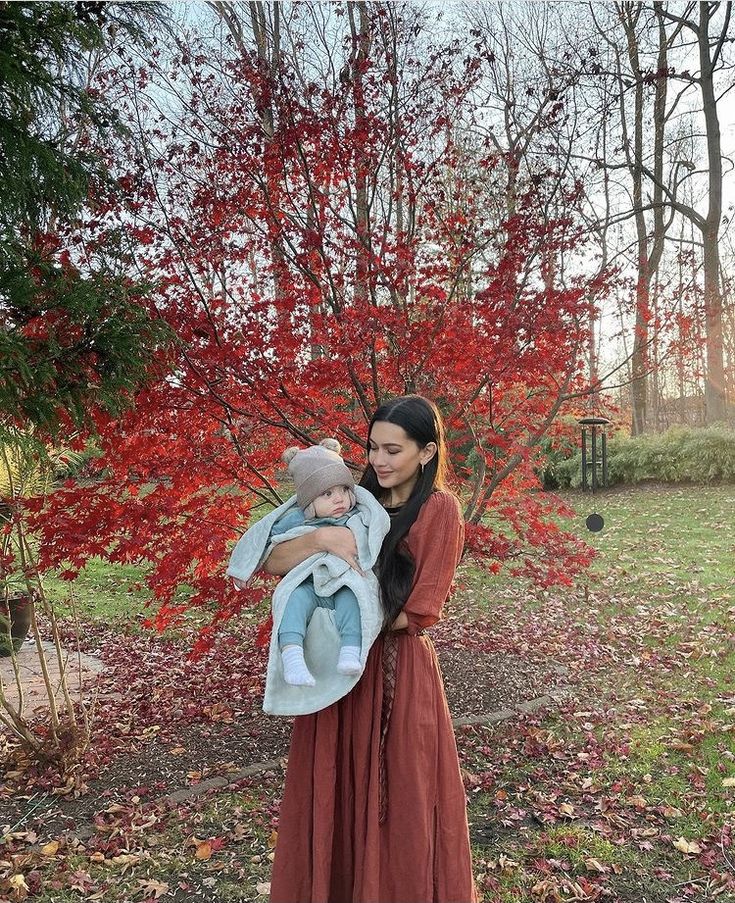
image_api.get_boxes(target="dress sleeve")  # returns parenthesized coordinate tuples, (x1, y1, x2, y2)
(402, 492, 465, 635)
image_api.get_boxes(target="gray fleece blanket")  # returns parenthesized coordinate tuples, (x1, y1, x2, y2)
(226, 486, 390, 716)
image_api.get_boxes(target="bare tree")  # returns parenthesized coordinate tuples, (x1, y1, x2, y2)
(616, 1, 672, 433)
(652, 1, 732, 423)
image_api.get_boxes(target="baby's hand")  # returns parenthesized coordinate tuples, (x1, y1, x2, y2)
(232, 577, 248, 591)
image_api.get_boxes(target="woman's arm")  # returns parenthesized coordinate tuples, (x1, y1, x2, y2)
(261, 525, 363, 577)
(400, 492, 464, 635)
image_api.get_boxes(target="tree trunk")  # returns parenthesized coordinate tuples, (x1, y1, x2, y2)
(699, 2, 729, 422)
(348, 1, 371, 308)
(658, 1, 730, 422)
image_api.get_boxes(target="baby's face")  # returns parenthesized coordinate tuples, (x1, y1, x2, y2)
(312, 484, 352, 518)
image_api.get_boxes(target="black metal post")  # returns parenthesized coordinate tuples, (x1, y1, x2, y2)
(579, 416, 611, 493)
(591, 425, 598, 493)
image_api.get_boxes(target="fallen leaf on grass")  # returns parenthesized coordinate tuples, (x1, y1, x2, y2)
(8, 873, 29, 900)
(137, 878, 169, 899)
(585, 858, 609, 874)
(68, 869, 95, 894)
(661, 805, 684, 818)
(531, 878, 562, 902)
(110, 853, 143, 870)
(195, 840, 213, 861)
(557, 802, 576, 818)
(672, 836, 702, 855)
(669, 740, 694, 753)
(256, 882, 271, 896)
(498, 853, 519, 872)
(722, 777, 735, 788)
(40, 841, 59, 857)
(268, 830, 278, 849)
(132, 814, 158, 831)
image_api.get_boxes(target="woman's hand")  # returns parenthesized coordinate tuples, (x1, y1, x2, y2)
(317, 526, 365, 576)
(261, 525, 364, 577)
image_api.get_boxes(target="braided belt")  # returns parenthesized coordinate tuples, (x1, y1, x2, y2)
(377, 628, 426, 822)
(378, 631, 399, 824)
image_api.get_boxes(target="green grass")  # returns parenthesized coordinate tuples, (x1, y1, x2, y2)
(578, 484, 735, 598)
(466, 483, 735, 621)
(43, 557, 151, 622)
(533, 824, 635, 871)
(41, 556, 220, 637)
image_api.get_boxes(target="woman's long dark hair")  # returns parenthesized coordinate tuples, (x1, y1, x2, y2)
(359, 395, 448, 628)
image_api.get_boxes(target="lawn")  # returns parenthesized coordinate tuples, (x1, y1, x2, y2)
(1, 483, 734, 902)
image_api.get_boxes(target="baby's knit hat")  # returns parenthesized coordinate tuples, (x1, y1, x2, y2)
(283, 438, 355, 512)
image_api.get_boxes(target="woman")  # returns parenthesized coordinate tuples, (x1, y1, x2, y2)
(264, 395, 477, 903)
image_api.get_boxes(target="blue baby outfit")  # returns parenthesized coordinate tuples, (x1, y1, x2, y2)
(272, 508, 362, 650)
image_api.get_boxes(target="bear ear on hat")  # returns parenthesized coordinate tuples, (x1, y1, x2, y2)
(282, 446, 301, 465)
(320, 437, 341, 454)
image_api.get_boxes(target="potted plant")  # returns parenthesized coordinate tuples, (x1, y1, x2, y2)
(0, 591, 35, 656)
(0, 427, 81, 655)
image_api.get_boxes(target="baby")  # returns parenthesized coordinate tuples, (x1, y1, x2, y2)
(234, 439, 368, 687)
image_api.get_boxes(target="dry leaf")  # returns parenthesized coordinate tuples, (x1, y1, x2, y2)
(9, 873, 29, 895)
(722, 777, 735, 788)
(195, 840, 213, 861)
(256, 882, 271, 895)
(104, 803, 128, 814)
(110, 853, 142, 868)
(268, 830, 278, 849)
(662, 805, 684, 818)
(673, 836, 702, 855)
(40, 841, 59, 857)
(558, 802, 575, 818)
(585, 857, 609, 873)
(669, 740, 694, 753)
(137, 878, 169, 899)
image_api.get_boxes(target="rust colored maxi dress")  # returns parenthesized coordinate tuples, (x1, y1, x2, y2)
(269, 490, 478, 903)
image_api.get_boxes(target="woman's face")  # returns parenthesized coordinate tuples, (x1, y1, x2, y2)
(368, 421, 436, 502)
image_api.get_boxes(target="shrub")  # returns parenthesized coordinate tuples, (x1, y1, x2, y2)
(540, 424, 735, 489)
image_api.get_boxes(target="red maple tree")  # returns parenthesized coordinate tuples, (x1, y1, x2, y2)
(32, 4, 608, 643)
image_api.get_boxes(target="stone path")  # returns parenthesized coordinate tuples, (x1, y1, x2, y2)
(0, 639, 104, 714)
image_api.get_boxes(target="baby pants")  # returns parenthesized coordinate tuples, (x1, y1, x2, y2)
(278, 577, 361, 649)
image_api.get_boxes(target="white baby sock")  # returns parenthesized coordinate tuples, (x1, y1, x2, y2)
(337, 645, 362, 676)
(281, 645, 315, 687)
